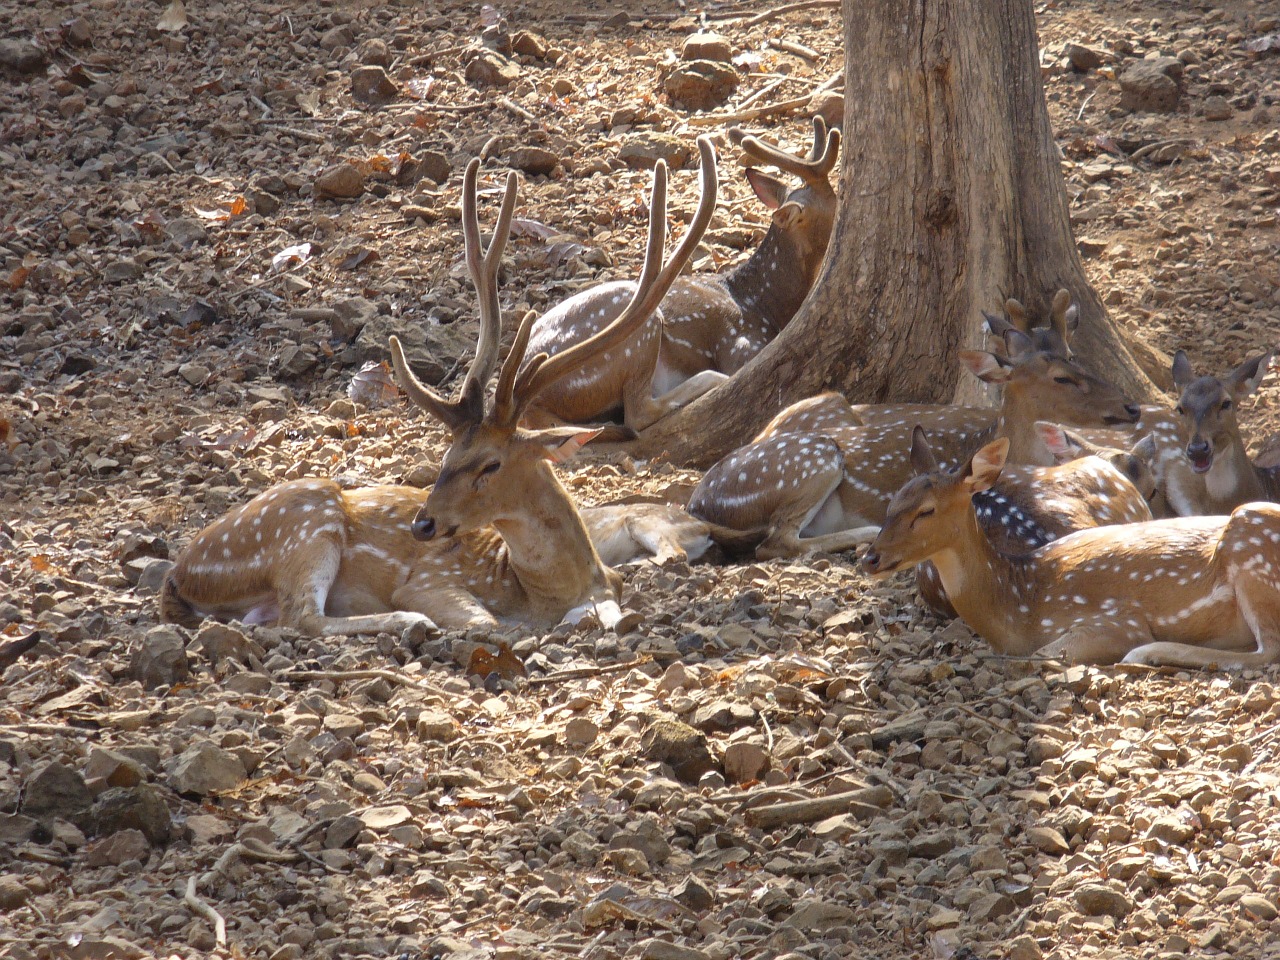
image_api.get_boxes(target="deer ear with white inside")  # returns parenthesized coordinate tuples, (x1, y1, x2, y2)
(965, 438, 1010, 493)
(537, 428, 605, 463)
(960, 349, 1011, 384)
(745, 168, 789, 210)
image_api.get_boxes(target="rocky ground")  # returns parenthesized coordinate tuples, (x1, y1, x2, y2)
(2, 1, 1280, 959)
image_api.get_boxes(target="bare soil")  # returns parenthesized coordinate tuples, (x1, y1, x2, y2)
(1, 2, 1279, 960)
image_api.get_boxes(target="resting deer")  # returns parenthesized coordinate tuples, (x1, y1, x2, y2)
(864, 429, 1280, 669)
(1142, 350, 1279, 517)
(522, 118, 839, 434)
(161, 484, 720, 632)
(162, 142, 718, 635)
(689, 326, 1140, 559)
(915, 421, 1156, 617)
(778, 290, 1085, 437)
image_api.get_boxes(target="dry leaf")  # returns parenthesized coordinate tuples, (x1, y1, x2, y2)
(467, 643, 526, 681)
(348, 361, 400, 407)
(156, 0, 188, 32)
(272, 242, 312, 272)
(5, 266, 31, 290)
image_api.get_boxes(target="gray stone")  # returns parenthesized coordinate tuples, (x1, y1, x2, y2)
(132, 625, 190, 689)
(93, 785, 171, 844)
(354, 315, 477, 383)
(665, 60, 738, 111)
(1119, 58, 1183, 113)
(0, 876, 30, 911)
(640, 717, 714, 782)
(351, 65, 398, 106)
(1203, 95, 1232, 121)
(681, 33, 733, 62)
(168, 743, 246, 797)
(84, 828, 151, 867)
(1074, 883, 1132, 918)
(618, 132, 695, 171)
(465, 50, 519, 87)
(84, 748, 147, 789)
(165, 218, 207, 248)
(314, 163, 365, 199)
(0, 39, 47, 76)
(1065, 43, 1105, 72)
(20, 762, 93, 828)
(508, 146, 559, 176)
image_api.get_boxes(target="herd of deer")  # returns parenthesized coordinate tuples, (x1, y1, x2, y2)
(162, 121, 1280, 672)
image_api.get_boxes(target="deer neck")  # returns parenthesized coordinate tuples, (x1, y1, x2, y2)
(993, 407, 1052, 465)
(1209, 433, 1268, 504)
(926, 505, 1044, 656)
(489, 464, 615, 622)
(724, 228, 811, 331)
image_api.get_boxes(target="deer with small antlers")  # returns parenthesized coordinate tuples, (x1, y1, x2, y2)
(1141, 350, 1279, 518)
(688, 324, 1141, 559)
(864, 429, 1280, 669)
(162, 142, 718, 635)
(521, 118, 839, 434)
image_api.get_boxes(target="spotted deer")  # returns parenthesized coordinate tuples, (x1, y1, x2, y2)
(522, 118, 839, 434)
(864, 430, 1280, 669)
(788, 289, 1086, 437)
(688, 326, 1140, 559)
(1141, 350, 1279, 518)
(914, 421, 1156, 617)
(162, 142, 718, 635)
(161, 483, 721, 634)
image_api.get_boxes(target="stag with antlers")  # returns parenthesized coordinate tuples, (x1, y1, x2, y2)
(162, 141, 718, 636)
(521, 118, 839, 434)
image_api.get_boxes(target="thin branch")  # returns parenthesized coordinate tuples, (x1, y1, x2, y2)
(743, 0, 839, 28)
(184, 876, 227, 949)
(684, 93, 813, 127)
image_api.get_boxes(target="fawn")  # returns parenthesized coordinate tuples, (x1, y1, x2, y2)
(864, 429, 1280, 669)
(522, 119, 839, 434)
(1144, 350, 1278, 517)
(163, 141, 717, 635)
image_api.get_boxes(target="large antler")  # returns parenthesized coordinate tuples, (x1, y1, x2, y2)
(389, 158, 519, 432)
(728, 116, 840, 186)
(493, 135, 719, 425)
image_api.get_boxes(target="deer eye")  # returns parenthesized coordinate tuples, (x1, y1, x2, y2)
(1053, 375, 1076, 386)
(911, 507, 935, 526)
(1221, 399, 1232, 411)
(1175, 405, 1185, 416)
(479, 461, 501, 476)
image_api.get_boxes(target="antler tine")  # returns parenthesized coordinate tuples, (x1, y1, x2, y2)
(388, 335, 477, 432)
(809, 115, 828, 160)
(734, 124, 840, 184)
(459, 160, 519, 409)
(511, 136, 719, 416)
(492, 310, 538, 426)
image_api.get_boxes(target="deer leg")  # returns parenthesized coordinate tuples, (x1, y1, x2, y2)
(1038, 619, 1150, 664)
(391, 579, 500, 631)
(277, 542, 439, 638)
(914, 562, 957, 619)
(756, 466, 879, 560)
(1123, 579, 1280, 669)
(622, 513, 712, 564)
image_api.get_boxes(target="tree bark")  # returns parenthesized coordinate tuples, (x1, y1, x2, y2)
(630, 0, 1159, 468)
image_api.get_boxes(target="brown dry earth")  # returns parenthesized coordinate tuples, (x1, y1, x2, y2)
(1, 1, 1280, 959)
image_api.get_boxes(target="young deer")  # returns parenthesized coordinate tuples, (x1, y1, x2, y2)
(688, 327, 1140, 559)
(163, 143, 718, 635)
(1145, 350, 1278, 517)
(522, 118, 839, 433)
(864, 430, 1280, 669)
(914, 422, 1156, 616)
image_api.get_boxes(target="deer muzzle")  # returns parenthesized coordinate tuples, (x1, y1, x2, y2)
(1185, 438, 1214, 474)
(411, 515, 438, 541)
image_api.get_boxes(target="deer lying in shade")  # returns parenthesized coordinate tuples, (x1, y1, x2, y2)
(521, 118, 840, 435)
(160, 485, 720, 632)
(162, 140, 718, 636)
(864, 428, 1280, 669)
(688, 325, 1140, 559)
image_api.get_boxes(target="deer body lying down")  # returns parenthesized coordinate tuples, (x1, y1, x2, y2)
(864, 432, 1280, 669)
(524, 119, 839, 433)
(689, 325, 1140, 559)
(161, 482, 717, 633)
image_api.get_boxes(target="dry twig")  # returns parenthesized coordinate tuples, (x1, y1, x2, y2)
(743, 0, 839, 28)
(184, 876, 227, 949)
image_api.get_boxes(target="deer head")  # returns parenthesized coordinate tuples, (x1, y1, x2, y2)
(389, 139, 718, 542)
(984, 289, 1080, 358)
(729, 116, 840, 276)
(863, 429, 1011, 576)
(961, 328, 1140, 431)
(1170, 350, 1273, 474)
(1036, 421, 1157, 501)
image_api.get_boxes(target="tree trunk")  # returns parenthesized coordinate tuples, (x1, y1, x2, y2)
(630, 0, 1159, 468)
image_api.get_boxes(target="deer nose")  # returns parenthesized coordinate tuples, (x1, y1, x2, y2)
(1123, 403, 1141, 420)
(411, 516, 437, 541)
(1187, 439, 1210, 457)
(862, 550, 881, 573)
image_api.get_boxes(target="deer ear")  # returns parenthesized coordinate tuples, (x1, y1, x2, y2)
(537, 427, 604, 463)
(965, 438, 1010, 493)
(909, 425, 939, 475)
(771, 201, 803, 230)
(960, 349, 1011, 384)
(1226, 352, 1273, 400)
(1035, 421, 1080, 462)
(1171, 350, 1195, 389)
(745, 168, 789, 210)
